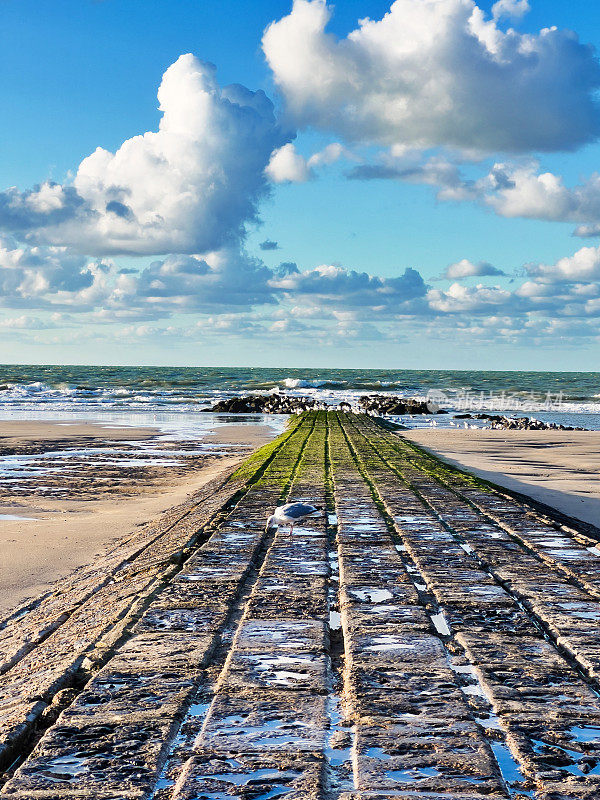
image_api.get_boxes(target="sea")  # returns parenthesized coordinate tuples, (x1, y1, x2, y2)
(0, 365, 599, 431)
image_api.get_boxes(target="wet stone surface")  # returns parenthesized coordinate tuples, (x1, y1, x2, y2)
(4, 412, 600, 800)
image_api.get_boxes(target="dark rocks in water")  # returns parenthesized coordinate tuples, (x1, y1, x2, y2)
(452, 412, 586, 430)
(359, 394, 447, 415)
(206, 393, 447, 415)
(208, 394, 319, 414)
(489, 415, 585, 431)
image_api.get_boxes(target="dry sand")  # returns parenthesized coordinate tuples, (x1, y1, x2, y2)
(0, 419, 278, 616)
(402, 428, 600, 530)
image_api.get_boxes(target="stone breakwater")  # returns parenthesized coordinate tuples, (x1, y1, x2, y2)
(456, 412, 587, 431)
(206, 393, 440, 415)
(1, 413, 600, 797)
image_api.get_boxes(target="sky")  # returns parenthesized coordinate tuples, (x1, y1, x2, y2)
(2, 0, 600, 369)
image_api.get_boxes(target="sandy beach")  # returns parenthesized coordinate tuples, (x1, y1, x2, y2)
(402, 428, 600, 530)
(0, 418, 279, 616)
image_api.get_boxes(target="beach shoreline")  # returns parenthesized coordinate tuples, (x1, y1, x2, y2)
(0, 417, 279, 616)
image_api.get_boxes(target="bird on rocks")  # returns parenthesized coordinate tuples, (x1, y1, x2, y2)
(266, 501, 325, 533)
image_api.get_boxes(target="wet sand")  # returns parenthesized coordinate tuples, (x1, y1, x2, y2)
(401, 428, 600, 530)
(0, 419, 279, 616)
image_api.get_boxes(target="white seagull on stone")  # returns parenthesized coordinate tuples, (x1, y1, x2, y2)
(266, 501, 324, 533)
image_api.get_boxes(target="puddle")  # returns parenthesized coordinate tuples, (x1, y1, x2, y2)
(205, 769, 293, 786)
(40, 754, 89, 782)
(366, 635, 415, 651)
(207, 714, 317, 749)
(188, 701, 211, 717)
(429, 612, 451, 636)
(351, 589, 393, 603)
(568, 725, 600, 743)
(385, 767, 440, 782)
(365, 747, 392, 759)
(448, 657, 532, 796)
(462, 683, 487, 698)
(533, 738, 600, 776)
(329, 610, 342, 631)
(490, 742, 533, 796)
(458, 543, 474, 555)
(475, 715, 503, 731)
(324, 696, 354, 773)
(0, 514, 38, 521)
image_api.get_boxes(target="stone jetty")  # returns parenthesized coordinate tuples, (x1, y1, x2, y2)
(205, 393, 444, 415)
(1, 412, 600, 798)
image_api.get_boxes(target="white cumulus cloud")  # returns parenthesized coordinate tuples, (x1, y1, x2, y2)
(263, 0, 600, 153)
(441, 259, 506, 280)
(266, 143, 312, 183)
(491, 0, 530, 20)
(525, 245, 600, 283)
(0, 55, 290, 256)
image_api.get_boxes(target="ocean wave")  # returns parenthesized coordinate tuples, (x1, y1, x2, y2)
(282, 378, 349, 389)
(0, 371, 599, 424)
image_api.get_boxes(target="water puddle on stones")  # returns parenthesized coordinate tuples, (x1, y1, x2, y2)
(533, 738, 600, 776)
(568, 725, 600, 743)
(329, 610, 342, 631)
(448, 656, 533, 797)
(385, 767, 440, 782)
(365, 635, 415, 652)
(40, 755, 90, 782)
(325, 509, 355, 794)
(429, 611, 451, 636)
(350, 588, 393, 603)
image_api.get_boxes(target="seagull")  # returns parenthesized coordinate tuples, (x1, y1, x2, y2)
(266, 501, 325, 533)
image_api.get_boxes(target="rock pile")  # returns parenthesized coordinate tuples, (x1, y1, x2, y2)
(359, 394, 446, 415)
(456, 413, 585, 431)
(205, 394, 320, 414)
(205, 393, 445, 415)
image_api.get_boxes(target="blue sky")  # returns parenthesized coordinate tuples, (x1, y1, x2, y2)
(1, 0, 600, 368)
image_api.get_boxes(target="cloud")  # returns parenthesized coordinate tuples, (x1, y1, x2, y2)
(441, 259, 505, 280)
(266, 143, 312, 183)
(0, 55, 290, 256)
(574, 224, 600, 238)
(481, 163, 600, 225)
(266, 141, 355, 183)
(260, 239, 280, 250)
(349, 154, 600, 236)
(348, 155, 463, 190)
(0, 234, 110, 310)
(525, 245, 600, 283)
(0, 315, 52, 331)
(109, 247, 277, 315)
(307, 142, 353, 168)
(491, 0, 529, 20)
(427, 282, 513, 313)
(269, 263, 428, 311)
(263, 0, 600, 154)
